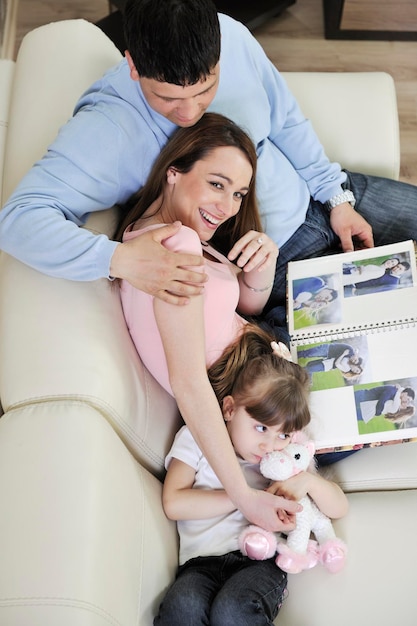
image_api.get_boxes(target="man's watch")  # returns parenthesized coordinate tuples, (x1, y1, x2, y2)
(325, 190, 356, 212)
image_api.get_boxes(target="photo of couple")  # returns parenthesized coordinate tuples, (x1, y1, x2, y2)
(355, 378, 417, 436)
(342, 251, 413, 297)
(292, 274, 342, 329)
(296, 338, 368, 391)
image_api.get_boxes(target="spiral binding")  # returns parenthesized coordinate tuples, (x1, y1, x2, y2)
(290, 318, 417, 347)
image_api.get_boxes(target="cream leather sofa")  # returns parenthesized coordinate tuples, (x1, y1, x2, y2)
(1, 19, 416, 626)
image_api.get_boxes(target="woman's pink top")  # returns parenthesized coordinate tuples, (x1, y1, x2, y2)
(120, 224, 246, 395)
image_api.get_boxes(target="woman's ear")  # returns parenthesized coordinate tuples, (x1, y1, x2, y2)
(222, 395, 235, 421)
(166, 167, 178, 185)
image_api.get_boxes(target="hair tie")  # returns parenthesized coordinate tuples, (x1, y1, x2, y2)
(270, 341, 293, 362)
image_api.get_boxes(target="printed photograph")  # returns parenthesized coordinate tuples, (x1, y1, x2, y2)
(297, 336, 369, 391)
(354, 377, 417, 436)
(292, 274, 341, 330)
(342, 250, 413, 298)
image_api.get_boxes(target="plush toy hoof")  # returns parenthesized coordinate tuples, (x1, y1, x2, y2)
(276, 540, 319, 574)
(239, 526, 277, 560)
(319, 538, 347, 573)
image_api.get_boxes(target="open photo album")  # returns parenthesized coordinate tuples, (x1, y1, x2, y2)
(286, 240, 417, 452)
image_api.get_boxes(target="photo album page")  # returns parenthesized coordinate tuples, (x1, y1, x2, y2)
(287, 240, 417, 451)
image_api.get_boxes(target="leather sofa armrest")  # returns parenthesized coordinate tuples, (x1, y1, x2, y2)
(0, 59, 15, 204)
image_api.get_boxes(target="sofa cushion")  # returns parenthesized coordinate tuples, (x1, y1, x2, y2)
(0, 251, 182, 477)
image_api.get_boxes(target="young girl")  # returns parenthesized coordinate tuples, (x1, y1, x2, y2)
(154, 327, 349, 625)
(116, 112, 302, 532)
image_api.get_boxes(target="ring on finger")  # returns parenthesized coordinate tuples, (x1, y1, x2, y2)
(257, 237, 263, 245)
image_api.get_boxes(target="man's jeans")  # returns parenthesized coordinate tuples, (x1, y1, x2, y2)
(264, 170, 417, 466)
(265, 170, 417, 326)
(154, 551, 287, 626)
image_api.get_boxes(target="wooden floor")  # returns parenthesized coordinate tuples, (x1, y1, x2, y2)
(13, 0, 417, 184)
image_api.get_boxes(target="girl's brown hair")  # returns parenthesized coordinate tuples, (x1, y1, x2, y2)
(115, 112, 260, 246)
(208, 324, 311, 433)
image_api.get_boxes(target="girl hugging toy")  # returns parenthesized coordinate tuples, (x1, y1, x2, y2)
(239, 436, 348, 574)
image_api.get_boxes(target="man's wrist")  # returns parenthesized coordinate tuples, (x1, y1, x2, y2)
(325, 190, 356, 212)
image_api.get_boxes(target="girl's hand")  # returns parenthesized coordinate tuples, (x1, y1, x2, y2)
(228, 231, 278, 273)
(236, 487, 301, 533)
(266, 472, 311, 502)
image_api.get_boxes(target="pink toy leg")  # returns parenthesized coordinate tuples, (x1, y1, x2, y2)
(239, 525, 277, 560)
(275, 539, 319, 574)
(319, 538, 347, 573)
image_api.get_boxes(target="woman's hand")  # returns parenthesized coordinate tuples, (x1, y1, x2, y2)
(236, 486, 301, 533)
(228, 230, 278, 273)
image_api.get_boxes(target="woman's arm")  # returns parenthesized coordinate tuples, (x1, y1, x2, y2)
(154, 293, 301, 532)
(162, 458, 235, 521)
(227, 230, 278, 315)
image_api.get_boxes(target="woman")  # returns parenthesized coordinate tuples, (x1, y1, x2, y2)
(116, 113, 302, 533)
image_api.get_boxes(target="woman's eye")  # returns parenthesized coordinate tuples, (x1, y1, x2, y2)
(210, 181, 223, 190)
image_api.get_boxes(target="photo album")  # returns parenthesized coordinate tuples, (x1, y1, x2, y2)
(287, 239, 417, 452)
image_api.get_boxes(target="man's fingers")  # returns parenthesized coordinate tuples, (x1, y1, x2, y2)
(156, 290, 191, 306)
(152, 221, 183, 242)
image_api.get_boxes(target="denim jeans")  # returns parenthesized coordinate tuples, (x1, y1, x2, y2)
(264, 171, 417, 465)
(153, 551, 287, 626)
(264, 170, 417, 325)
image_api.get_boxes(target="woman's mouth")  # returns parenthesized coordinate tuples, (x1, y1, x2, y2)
(199, 209, 220, 229)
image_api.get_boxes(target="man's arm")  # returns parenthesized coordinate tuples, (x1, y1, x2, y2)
(0, 78, 206, 300)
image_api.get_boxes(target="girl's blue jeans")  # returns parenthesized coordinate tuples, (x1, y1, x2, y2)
(153, 551, 287, 626)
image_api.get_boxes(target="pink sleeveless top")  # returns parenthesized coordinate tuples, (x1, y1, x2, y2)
(120, 224, 246, 395)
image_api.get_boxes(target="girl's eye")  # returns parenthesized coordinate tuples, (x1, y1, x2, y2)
(255, 424, 267, 433)
(278, 433, 290, 440)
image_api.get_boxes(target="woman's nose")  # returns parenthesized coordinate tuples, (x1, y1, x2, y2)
(218, 193, 235, 217)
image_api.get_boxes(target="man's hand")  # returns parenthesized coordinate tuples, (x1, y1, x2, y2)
(110, 221, 207, 304)
(329, 202, 374, 252)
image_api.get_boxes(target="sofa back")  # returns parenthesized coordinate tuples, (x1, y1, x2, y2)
(0, 20, 181, 477)
(0, 19, 402, 480)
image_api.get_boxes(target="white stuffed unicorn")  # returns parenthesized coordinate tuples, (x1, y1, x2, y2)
(239, 437, 347, 574)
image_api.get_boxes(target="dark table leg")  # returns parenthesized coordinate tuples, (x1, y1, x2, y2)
(322, 0, 417, 41)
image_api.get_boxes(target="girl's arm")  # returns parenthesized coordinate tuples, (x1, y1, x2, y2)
(154, 293, 301, 532)
(268, 471, 349, 519)
(162, 458, 236, 521)
(227, 230, 278, 315)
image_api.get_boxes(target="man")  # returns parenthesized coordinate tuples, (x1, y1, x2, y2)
(1, 0, 417, 325)
(352, 261, 411, 295)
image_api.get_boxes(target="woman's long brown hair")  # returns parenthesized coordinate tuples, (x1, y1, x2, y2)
(114, 112, 261, 250)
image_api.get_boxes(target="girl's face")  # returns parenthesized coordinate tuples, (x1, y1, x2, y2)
(223, 396, 290, 465)
(162, 146, 252, 242)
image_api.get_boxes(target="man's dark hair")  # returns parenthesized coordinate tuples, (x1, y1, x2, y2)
(123, 0, 220, 85)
